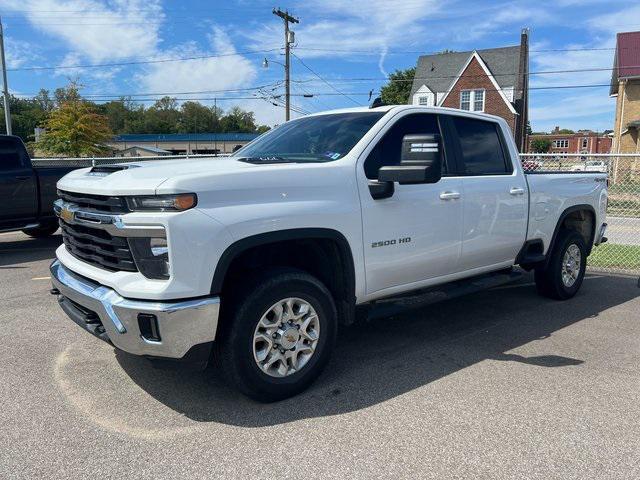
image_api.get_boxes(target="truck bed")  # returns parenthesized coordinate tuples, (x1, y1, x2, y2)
(525, 171, 607, 253)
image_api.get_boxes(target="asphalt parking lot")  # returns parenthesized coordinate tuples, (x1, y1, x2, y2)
(1, 231, 639, 480)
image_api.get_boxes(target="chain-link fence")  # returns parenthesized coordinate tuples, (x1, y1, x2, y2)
(521, 153, 640, 275)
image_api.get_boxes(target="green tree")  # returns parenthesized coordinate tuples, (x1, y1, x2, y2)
(557, 128, 574, 134)
(380, 67, 416, 105)
(179, 101, 217, 133)
(219, 106, 258, 133)
(0, 95, 49, 142)
(35, 83, 112, 157)
(144, 97, 181, 133)
(530, 138, 551, 153)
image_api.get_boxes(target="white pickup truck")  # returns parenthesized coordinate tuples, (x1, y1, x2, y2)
(50, 106, 608, 401)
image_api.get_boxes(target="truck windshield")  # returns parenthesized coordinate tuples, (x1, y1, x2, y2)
(233, 112, 385, 162)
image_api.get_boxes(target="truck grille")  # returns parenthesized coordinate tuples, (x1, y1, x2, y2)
(60, 220, 137, 272)
(57, 190, 129, 214)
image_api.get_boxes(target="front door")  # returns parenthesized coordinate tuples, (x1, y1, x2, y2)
(358, 112, 463, 296)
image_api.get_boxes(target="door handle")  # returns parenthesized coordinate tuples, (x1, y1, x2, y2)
(15, 175, 31, 180)
(509, 187, 525, 196)
(439, 191, 461, 200)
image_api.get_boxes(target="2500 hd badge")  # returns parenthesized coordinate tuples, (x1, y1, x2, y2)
(372, 237, 412, 248)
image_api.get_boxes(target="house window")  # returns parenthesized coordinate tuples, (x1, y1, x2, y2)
(553, 139, 569, 148)
(581, 138, 588, 149)
(419, 96, 429, 105)
(460, 89, 485, 112)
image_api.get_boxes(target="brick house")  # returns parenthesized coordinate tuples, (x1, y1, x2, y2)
(610, 31, 640, 154)
(409, 30, 529, 151)
(528, 127, 612, 155)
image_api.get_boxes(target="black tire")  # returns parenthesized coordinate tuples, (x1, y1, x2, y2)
(534, 230, 587, 300)
(215, 268, 337, 402)
(21, 222, 59, 238)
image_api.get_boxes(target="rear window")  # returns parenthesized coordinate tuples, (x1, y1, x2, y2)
(0, 137, 25, 170)
(452, 116, 510, 175)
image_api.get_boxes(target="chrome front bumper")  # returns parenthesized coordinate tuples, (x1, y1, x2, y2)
(50, 260, 220, 358)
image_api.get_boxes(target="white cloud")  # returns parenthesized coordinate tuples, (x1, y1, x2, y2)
(3, 38, 40, 68)
(2, 0, 163, 62)
(136, 27, 257, 97)
(249, 0, 441, 74)
(133, 27, 289, 126)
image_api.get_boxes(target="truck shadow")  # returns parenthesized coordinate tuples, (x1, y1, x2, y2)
(116, 273, 638, 428)
(0, 233, 62, 267)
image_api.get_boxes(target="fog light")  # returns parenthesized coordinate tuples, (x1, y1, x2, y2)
(129, 237, 170, 279)
(138, 313, 161, 342)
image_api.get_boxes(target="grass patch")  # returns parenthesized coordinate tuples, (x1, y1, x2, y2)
(589, 243, 640, 270)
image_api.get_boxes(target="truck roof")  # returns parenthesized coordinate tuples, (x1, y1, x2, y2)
(305, 105, 506, 123)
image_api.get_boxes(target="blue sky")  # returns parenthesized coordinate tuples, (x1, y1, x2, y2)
(0, 0, 635, 131)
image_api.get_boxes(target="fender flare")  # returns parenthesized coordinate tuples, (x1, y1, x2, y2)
(210, 228, 356, 298)
(544, 204, 597, 265)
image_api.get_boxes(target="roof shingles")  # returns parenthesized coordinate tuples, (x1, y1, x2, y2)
(410, 45, 521, 101)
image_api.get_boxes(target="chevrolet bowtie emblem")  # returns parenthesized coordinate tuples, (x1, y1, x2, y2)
(60, 207, 74, 223)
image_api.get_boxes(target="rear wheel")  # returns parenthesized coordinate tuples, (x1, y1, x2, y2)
(535, 230, 587, 300)
(22, 222, 59, 238)
(216, 268, 337, 402)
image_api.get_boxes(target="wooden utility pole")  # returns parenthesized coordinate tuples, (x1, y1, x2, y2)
(0, 17, 12, 135)
(272, 8, 298, 121)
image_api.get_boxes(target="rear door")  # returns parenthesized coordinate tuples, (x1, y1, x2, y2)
(0, 137, 38, 224)
(448, 115, 527, 271)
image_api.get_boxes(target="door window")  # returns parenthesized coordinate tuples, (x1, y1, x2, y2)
(364, 113, 446, 179)
(451, 116, 511, 175)
(0, 137, 25, 170)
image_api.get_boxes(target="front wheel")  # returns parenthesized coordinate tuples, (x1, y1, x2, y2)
(216, 268, 337, 402)
(535, 230, 587, 300)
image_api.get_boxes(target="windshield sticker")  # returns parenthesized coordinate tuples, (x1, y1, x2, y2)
(323, 152, 342, 160)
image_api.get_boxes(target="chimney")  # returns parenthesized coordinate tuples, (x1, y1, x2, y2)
(515, 28, 529, 152)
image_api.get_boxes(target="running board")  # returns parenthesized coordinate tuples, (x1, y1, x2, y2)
(362, 269, 523, 322)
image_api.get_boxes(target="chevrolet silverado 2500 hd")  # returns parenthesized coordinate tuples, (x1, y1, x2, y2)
(50, 106, 608, 401)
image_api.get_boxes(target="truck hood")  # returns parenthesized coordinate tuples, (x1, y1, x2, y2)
(57, 157, 259, 196)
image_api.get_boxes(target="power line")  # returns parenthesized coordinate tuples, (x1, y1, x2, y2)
(7, 47, 282, 72)
(287, 64, 630, 85)
(294, 46, 618, 55)
(44, 83, 611, 104)
(291, 52, 361, 106)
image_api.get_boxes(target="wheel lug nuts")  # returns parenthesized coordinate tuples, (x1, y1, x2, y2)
(272, 333, 277, 338)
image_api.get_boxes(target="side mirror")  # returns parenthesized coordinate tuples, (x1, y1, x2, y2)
(378, 134, 442, 185)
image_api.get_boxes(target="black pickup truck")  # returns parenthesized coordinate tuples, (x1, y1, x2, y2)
(1, 135, 76, 237)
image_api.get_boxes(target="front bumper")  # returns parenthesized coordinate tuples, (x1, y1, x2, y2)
(50, 260, 220, 358)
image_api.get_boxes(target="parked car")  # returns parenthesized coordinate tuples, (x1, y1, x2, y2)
(521, 158, 543, 172)
(49, 106, 608, 401)
(0, 135, 77, 237)
(571, 160, 608, 172)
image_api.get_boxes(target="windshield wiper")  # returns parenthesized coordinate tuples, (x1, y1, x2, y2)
(238, 156, 325, 164)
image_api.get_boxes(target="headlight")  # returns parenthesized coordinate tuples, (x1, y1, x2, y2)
(129, 237, 170, 279)
(126, 193, 197, 212)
